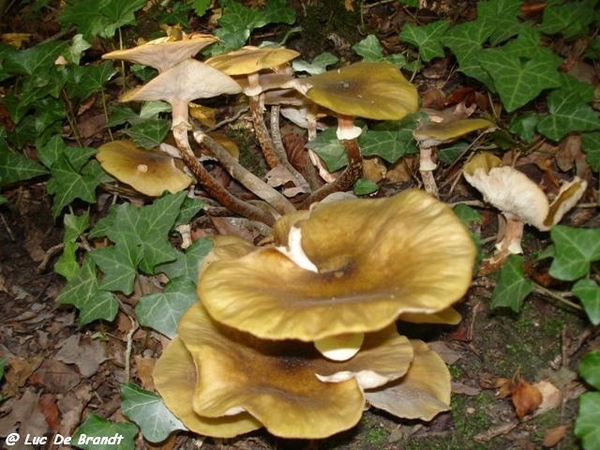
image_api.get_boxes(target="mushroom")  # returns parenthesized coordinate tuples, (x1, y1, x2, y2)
(413, 117, 496, 197)
(206, 46, 308, 197)
(96, 140, 192, 196)
(198, 189, 476, 343)
(463, 152, 587, 260)
(287, 61, 419, 206)
(154, 301, 415, 439)
(118, 57, 281, 225)
(102, 33, 218, 73)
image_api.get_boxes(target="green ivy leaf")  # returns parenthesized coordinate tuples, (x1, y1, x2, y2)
(509, 112, 540, 143)
(56, 255, 119, 325)
(191, 0, 211, 16)
(476, 0, 522, 45)
(0, 145, 48, 186)
(3, 41, 67, 76)
(579, 351, 600, 391)
(305, 127, 347, 172)
(292, 52, 338, 75)
(490, 254, 534, 312)
(136, 277, 198, 338)
(359, 119, 417, 164)
(65, 61, 116, 101)
(502, 25, 555, 60)
(175, 196, 206, 227)
(582, 132, 600, 172)
(539, 1, 595, 39)
(121, 118, 171, 149)
(121, 383, 185, 443)
(572, 279, 600, 325)
(72, 414, 138, 450)
(549, 225, 600, 281)
(443, 19, 496, 87)
(437, 142, 468, 165)
(399, 20, 450, 62)
(156, 238, 213, 284)
(55, 212, 90, 281)
(479, 48, 562, 112)
(353, 178, 379, 196)
(91, 246, 141, 294)
(352, 34, 385, 61)
(575, 392, 600, 450)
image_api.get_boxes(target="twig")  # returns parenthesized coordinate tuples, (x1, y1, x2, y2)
(1, 213, 15, 241)
(534, 283, 584, 311)
(124, 315, 138, 382)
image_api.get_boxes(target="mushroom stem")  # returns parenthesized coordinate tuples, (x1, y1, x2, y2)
(496, 213, 525, 255)
(299, 138, 363, 209)
(192, 128, 297, 215)
(172, 123, 276, 226)
(419, 146, 439, 198)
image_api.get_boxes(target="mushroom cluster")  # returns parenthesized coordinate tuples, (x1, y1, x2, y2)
(154, 189, 477, 439)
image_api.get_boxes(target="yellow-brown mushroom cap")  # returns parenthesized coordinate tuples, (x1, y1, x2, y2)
(414, 118, 496, 148)
(365, 340, 452, 421)
(153, 335, 263, 437)
(156, 302, 414, 439)
(205, 46, 300, 75)
(102, 34, 218, 72)
(96, 140, 192, 196)
(290, 62, 419, 121)
(198, 189, 476, 341)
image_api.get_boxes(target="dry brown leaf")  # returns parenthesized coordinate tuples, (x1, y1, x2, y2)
(55, 334, 108, 377)
(39, 393, 61, 431)
(29, 359, 81, 393)
(57, 383, 92, 436)
(4, 356, 43, 397)
(0, 388, 48, 448)
(543, 424, 568, 447)
(135, 355, 156, 390)
(512, 378, 543, 419)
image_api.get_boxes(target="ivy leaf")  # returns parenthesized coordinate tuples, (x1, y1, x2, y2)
(509, 112, 540, 143)
(353, 178, 379, 196)
(572, 279, 600, 326)
(121, 118, 171, 149)
(352, 34, 385, 61)
(136, 277, 198, 338)
(56, 255, 119, 326)
(292, 52, 338, 75)
(539, 1, 595, 39)
(305, 127, 347, 172)
(575, 392, 600, 450)
(549, 225, 600, 281)
(582, 132, 600, 172)
(537, 77, 600, 141)
(479, 48, 562, 112)
(91, 246, 141, 295)
(502, 25, 555, 60)
(579, 352, 600, 391)
(443, 19, 496, 87)
(490, 254, 534, 312)
(399, 20, 450, 62)
(121, 383, 186, 443)
(65, 61, 116, 101)
(359, 119, 417, 164)
(55, 212, 90, 281)
(476, 0, 522, 45)
(0, 146, 48, 185)
(156, 238, 213, 283)
(3, 41, 67, 76)
(72, 414, 138, 450)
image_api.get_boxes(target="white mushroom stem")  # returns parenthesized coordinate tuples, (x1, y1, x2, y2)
(496, 213, 525, 255)
(192, 128, 296, 215)
(275, 225, 318, 272)
(419, 145, 439, 198)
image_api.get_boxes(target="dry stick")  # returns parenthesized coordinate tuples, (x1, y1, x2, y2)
(192, 127, 296, 215)
(172, 123, 276, 226)
(298, 138, 363, 209)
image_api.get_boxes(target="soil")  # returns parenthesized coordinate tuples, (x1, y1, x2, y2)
(1, 1, 598, 449)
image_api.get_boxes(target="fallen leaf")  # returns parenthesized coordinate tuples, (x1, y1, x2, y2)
(543, 424, 568, 447)
(534, 380, 562, 414)
(29, 359, 81, 393)
(5, 357, 43, 397)
(134, 356, 156, 391)
(55, 334, 108, 377)
(512, 378, 543, 419)
(0, 388, 48, 447)
(39, 393, 61, 431)
(57, 383, 92, 436)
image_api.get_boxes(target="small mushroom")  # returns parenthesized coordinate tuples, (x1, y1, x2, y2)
(288, 62, 419, 206)
(463, 152, 587, 259)
(413, 118, 496, 197)
(102, 33, 218, 73)
(198, 189, 476, 342)
(96, 140, 192, 196)
(154, 301, 414, 438)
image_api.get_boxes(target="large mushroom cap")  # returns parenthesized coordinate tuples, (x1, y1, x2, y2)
(198, 189, 476, 341)
(119, 58, 241, 104)
(96, 140, 192, 196)
(102, 34, 218, 72)
(290, 61, 419, 121)
(154, 302, 413, 439)
(205, 46, 300, 75)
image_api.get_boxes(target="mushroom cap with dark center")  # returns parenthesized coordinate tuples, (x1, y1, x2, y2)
(291, 62, 419, 121)
(96, 140, 192, 196)
(198, 189, 476, 341)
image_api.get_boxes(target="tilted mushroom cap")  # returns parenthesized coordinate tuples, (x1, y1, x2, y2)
(289, 61, 419, 121)
(96, 140, 192, 196)
(153, 335, 262, 437)
(198, 189, 476, 341)
(205, 46, 300, 76)
(154, 302, 414, 439)
(413, 118, 496, 148)
(102, 34, 218, 72)
(463, 152, 587, 231)
(365, 340, 452, 421)
(119, 59, 241, 125)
